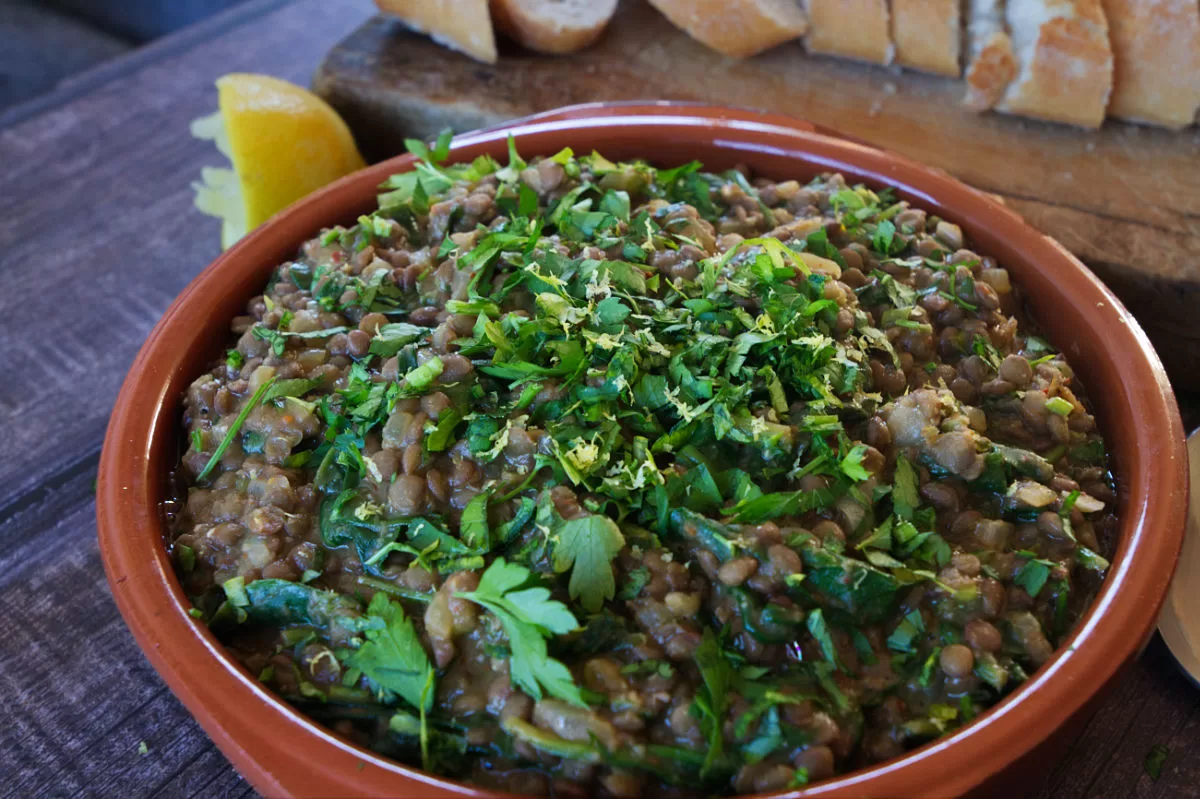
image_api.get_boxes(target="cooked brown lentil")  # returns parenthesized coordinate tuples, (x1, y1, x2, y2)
(167, 143, 1116, 797)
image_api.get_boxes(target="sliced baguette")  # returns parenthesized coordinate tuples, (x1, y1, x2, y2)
(492, 0, 618, 54)
(997, 0, 1113, 127)
(963, 0, 1017, 110)
(804, 0, 894, 64)
(892, 0, 962, 76)
(1102, 0, 1200, 128)
(374, 0, 497, 63)
(646, 0, 809, 57)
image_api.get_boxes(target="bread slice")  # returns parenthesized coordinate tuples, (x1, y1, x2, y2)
(492, 0, 618, 54)
(374, 0, 497, 63)
(804, 0, 894, 64)
(963, 0, 1017, 110)
(647, 0, 809, 58)
(892, 0, 962, 75)
(1102, 0, 1200, 128)
(997, 0, 1113, 127)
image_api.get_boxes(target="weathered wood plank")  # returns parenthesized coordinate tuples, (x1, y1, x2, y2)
(150, 745, 250, 798)
(1029, 637, 1200, 799)
(0, 459, 253, 798)
(315, 5, 1200, 231)
(313, 4, 1200, 388)
(0, 0, 372, 517)
(0, 0, 369, 796)
(997, 197, 1200, 381)
(0, 468, 203, 796)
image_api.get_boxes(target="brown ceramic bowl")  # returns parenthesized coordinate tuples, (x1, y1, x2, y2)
(98, 103, 1188, 798)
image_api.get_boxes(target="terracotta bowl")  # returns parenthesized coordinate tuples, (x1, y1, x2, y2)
(98, 103, 1188, 798)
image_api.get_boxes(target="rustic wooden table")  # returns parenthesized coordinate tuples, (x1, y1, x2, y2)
(0, 0, 1195, 796)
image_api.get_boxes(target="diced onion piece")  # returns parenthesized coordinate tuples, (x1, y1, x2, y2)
(1073, 493, 1106, 514)
(1010, 479, 1058, 508)
(249, 365, 277, 392)
(836, 496, 867, 534)
(935, 221, 964, 250)
(980, 268, 1012, 294)
(796, 251, 842, 279)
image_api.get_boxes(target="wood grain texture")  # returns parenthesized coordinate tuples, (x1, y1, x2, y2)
(0, 0, 368, 517)
(0, 0, 1195, 796)
(1029, 635, 1200, 799)
(0, 461, 254, 798)
(313, 1, 1200, 390)
(0, 0, 368, 796)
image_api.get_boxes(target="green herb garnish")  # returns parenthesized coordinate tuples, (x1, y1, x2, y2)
(551, 514, 626, 613)
(456, 559, 584, 706)
(196, 376, 276, 481)
(1145, 744, 1170, 781)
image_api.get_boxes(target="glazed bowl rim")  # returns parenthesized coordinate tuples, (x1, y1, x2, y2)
(97, 102, 1188, 799)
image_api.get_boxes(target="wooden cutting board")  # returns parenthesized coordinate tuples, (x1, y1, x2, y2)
(313, 1, 1200, 392)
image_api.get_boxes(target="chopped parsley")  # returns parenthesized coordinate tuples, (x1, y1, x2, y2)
(344, 593, 434, 714)
(550, 514, 625, 612)
(456, 559, 584, 706)
(1145, 744, 1170, 781)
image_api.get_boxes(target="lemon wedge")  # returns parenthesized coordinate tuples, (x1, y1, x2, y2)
(191, 73, 366, 248)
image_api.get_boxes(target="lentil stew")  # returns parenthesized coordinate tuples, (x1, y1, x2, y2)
(167, 135, 1117, 797)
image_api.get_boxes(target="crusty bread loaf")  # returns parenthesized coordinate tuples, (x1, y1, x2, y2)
(892, 0, 962, 75)
(963, 0, 1018, 110)
(647, 0, 808, 58)
(492, 0, 618, 54)
(1103, 0, 1200, 128)
(804, 0, 894, 64)
(997, 0, 1113, 127)
(374, 0, 497, 63)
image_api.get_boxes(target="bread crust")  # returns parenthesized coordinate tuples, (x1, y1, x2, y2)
(647, 0, 808, 58)
(1103, 0, 1200, 128)
(964, 31, 1018, 110)
(374, 0, 497, 63)
(804, 0, 894, 63)
(893, 0, 962, 75)
(492, 0, 618, 54)
(998, 0, 1114, 128)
